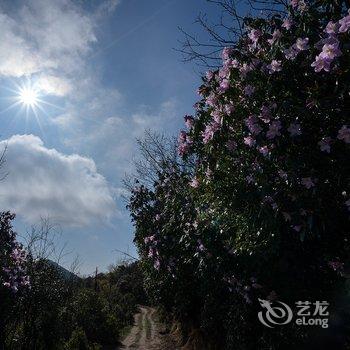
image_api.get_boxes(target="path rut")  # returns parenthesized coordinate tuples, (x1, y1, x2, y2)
(120, 306, 179, 350)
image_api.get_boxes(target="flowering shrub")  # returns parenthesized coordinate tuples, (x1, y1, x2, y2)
(0, 212, 30, 294)
(179, 0, 350, 272)
(0, 212, 30, 347)
(129, 1, 350, 348)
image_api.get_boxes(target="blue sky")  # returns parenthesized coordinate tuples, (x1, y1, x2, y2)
(0, 0, 240, 274)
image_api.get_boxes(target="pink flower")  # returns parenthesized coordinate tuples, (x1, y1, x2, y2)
(316, 35, 339, 50)
(184, 115, 194, 129)
(239, 63, 253, 77)
(244, 136, 255, 147)
(202, 120, 221, 144)
(205, 167, 213, 178)
(258, 145, 269, 157)
(292, 225, 302, 232)
(178, 142, 191, 157)
(311, 54, 332, 72)
(339, 14, 350, 33)
(318, 137, 331, 153)
(288, 122, 301, 136)
(206, 70, 214, 81)
(219, 79, 230, 92)
(202, 125, 214, 144)
(248, 29, 262, 44)
(245, 115, 262, 135)
(178, 131, 192, 156)
(244, 85, 255, 97)
(267, 60, 282, 74)
(322, 43, 342, 60)
(219, 66, 230, 79)
(246, 174, 254, 184)
(197, 240, 205, 252)
(178, 130, 187, 142)
(222, 47, 234, 61)
(190, 177, 199, 188)
(3, 282, 11, 289)
(284, 47, 298, 60)
(294, 38, 309, 52)
(311, 42, 341, 72)
(212, 113, 222, 126)
(337, 125, 350, 143)
(328, 261, 344, 272)
(260, 104, 274, 123)
(148, 247, 155, 258)
(290, 0, 299, 8)
(266, 120, 282, 139)
(232, 59, 240, 68)
(267, 30, 282, 45)
(291, 0, 307, 12)
(154, 259, 160, 270)
(224, 104, 235, 116)
(325, 21, 339, 34)
(301, 177, 315, 189)
(211, 109, 222, 122)
(206, 93, 218, 107)
(282, 18, 293, 30)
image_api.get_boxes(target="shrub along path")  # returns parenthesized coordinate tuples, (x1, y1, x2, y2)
(120, 306, 179, 350)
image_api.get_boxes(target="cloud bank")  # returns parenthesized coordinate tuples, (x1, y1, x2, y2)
(0, 0, 117, 96)
(0, 135, 116, 226)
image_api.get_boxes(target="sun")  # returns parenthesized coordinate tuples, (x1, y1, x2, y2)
(1, 79, 63, 126)
(18, 86, 39, 107)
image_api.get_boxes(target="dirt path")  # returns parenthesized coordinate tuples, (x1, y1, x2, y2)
(120, 306, 179, 350)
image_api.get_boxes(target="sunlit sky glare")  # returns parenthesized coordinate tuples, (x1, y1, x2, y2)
(18, 86, 38, 107)
(0, 0, 247, 274)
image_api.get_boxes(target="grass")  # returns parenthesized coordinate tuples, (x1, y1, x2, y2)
(119, 325, 133, 340)
(144, 315, 151, 339)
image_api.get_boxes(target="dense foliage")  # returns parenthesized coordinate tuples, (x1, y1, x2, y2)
(129, 1, 350, 348)
(0, 212, 146, 350)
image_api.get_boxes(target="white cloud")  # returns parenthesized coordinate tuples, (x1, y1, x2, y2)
(0, 0, 117, 95)
(0, 13, 43, 77)
(19, 0, 97, 74)
(37, 75, 72, 96)
(0, 134, 116, 226)
(59, 98, 180, 177)
(95, 0, 121, 18)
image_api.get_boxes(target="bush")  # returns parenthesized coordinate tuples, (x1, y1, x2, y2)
(128, 1, 350, 348)
(1, 212, 146, 349)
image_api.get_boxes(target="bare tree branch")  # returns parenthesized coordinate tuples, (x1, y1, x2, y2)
(176, 0, 288, 68)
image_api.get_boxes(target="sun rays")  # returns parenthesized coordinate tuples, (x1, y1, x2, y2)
(18, 85, 39, 107)
(0, 79, 65, 136)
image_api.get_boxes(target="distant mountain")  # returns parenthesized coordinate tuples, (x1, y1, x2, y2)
(46, 259, 81, 281)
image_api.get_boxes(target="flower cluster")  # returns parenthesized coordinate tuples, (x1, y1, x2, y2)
(3, 245, 30, 292)
(0, 212, 30, 293)
(178, 2, 350, 238)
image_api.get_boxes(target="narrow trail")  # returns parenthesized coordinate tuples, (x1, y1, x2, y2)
(120, 305, 179, 350)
